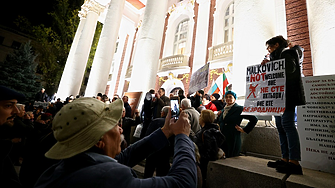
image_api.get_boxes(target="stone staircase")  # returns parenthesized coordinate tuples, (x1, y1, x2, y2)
(131, 124, 335, 188)
(207, 156, 335, 188)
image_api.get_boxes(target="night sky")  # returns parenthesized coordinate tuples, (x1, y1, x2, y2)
(1, 0, 62, 29)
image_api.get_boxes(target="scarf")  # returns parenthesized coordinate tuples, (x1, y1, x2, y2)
(222, 102, 235, 120)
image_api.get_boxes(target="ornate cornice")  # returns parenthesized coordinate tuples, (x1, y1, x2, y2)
(209, 63, 232, 80)
(159, 73, 189, 85)
(78, 0, 105, 18)
(168, 0, 195, 15)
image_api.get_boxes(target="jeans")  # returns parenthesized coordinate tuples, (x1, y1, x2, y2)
(275, 107, 301, 161)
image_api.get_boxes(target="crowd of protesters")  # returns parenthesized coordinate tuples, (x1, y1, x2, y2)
(0, 34, 306, 188)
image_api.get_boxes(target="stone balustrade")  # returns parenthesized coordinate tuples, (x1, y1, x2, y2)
(159, 54, 189, 72)
(208, 41, 233, 61)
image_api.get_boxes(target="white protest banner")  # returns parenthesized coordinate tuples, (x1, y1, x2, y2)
(297, 75, 335, 174)
(242, 59, 286, 116)
(33, 101, 49, 109)
(188, 63, 209, 95)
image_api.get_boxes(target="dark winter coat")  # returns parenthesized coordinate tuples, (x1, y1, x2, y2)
(144, 117, 174, 178)
(211, 100, 224, 111)
(124, 102, 132, 118)
(192, 123, 225, 187)
(192, 123, 225, 161)
(152, 94, 170, 119)
(34, 91, 48, 102)
(34, 130, 197, 188)
(269, 47, 306, 109)
(0, 139, 22, 188)
(218, 103, 258, 157)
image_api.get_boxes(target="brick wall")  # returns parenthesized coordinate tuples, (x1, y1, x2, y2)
(160, 13, 170, 59)
(206, 0, 216, 62)
(285, 0, 313, 76)
(186, 1, 200, 95)
(105, 85, 110, 96)
(127, 28, 138, 67)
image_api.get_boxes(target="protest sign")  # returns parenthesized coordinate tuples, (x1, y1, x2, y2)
(297, 75, 335, 174)
(33, 101, 49, 109)
(242, 59, 286, 116)
(188, 63, 209, 94)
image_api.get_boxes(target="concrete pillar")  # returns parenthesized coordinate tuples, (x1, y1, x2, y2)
(128, 0, 169, 93)
(306, 0, 335, 76)
(85, 0, 126, 97)
(192, 0, 210, 72)
(57, 0, 104, 100)
(232, 0, 276, 97)
(56, 18, 86, 100)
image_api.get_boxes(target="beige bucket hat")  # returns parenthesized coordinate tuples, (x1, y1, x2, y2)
(45, 97, 123, 159)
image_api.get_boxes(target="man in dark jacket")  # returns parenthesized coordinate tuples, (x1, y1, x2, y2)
(34, 98, 196, 188)
(34, 88, 48, 102)
(189, 90, 203, 109)
(122, 95, 132, 118)
(152, 88, 170, 119)
(0, 85, 26, 188)
(140, 89, 155, 139)
(144, 106, 174, 178)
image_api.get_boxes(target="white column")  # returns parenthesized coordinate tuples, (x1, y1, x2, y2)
(85, 0, 126, 97)
(56, 18, 86, 100)
(57, 0, 104, 100)
(193, 0, 210, 72)
(108, 17, 135, 97)
(306, 0, 335, 76)
(232, 0, 276, 97)
(128, 0, 169, 92)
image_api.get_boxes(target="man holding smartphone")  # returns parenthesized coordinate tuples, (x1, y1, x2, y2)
(152, 88, 170, 119)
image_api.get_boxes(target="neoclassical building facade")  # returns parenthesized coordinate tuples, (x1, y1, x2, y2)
(56, 0, 335, 101)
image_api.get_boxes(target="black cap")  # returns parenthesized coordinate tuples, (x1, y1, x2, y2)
(0, 85, 26, 101)
(212, 93, 220, 100)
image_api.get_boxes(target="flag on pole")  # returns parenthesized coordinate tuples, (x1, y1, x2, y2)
(208, 72, 229, 96)
(221, 72, 229, 96)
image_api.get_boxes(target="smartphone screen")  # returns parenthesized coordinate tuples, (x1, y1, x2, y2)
(170, 99, 180, 118)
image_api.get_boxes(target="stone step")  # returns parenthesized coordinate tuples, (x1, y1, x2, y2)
(132, 164, 145, 179)
(207, 156, 335, 188)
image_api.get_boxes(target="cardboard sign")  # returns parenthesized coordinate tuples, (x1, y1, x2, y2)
(188, 63, 209, 95)
(242, 59, 286, 115)
(297, 75, 335, 174)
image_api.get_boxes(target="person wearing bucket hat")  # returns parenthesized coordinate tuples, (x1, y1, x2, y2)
(0, 85, 26, 188)
(217, 91, 258, 158)
(35, 97, 197, 188)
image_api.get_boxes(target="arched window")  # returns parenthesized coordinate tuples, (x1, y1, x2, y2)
(223, 2, 234, 43)
(173, 19, 189, 55)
